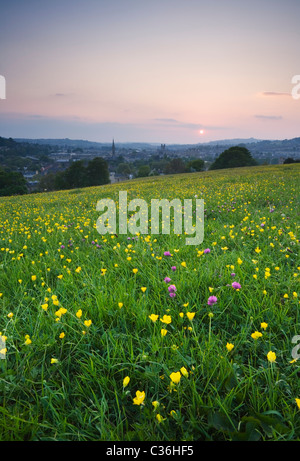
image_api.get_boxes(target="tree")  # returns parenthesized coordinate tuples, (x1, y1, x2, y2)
(0, 168, 27, 196)
(209, 146, 257, 170)
(164, 158, 187, 174)
(187, 158, 205, 172)
(86, 157, 110, 186)
(63, 160, 87, 188)
(137, 165, 150, 177)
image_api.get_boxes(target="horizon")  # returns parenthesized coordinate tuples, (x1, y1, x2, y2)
(1, 0, 300, 143)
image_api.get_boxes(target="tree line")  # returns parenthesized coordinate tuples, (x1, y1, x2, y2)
(38, 157, 110, 191)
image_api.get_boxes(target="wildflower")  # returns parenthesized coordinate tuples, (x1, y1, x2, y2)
(156, 414, 165, 423)
(186, 312, 195, 321)
(164, 277, 171, 283)
(232, 282, 241, 290)
(141, 287, 147, 293)
(133, 390, 145, 406)
(161, 329, 168, 336)
(267, 351, 276, 363)
(251, 331, 263, 340)
(132, 268, 138, 274)
(57, 274, 63, 279)
(123, 376, 130, 388)
(75, 267, 81, 273)
(7, 312, 13, 318)
(295, 398, 300, 410)
(149, 314, 159, 322)
(237, 258, 243, 265)
(164, 251, 171, 257)
(179, 312, 184, 318)
(170, 410, 177, 418)
(261, 322, 268, 330)
(24, 335, 32, 346)
(226, 343, 234, 352)
(181, 261, 186, 267)
(76, 309, 82, 318)
(204, 248, 211, 254)
(170, 371, 181, 384)
(152, 400, 159, 410)
(118, 302, 123, 309)
(31, 275, 36, 281)
(84, 319, 92, 327)
(51, 358, 59, 364)
(160, 315, 172, 324)
(171, 266, 176, 271)
(207, 296, 217, 306)
(180, 367, 189, 377)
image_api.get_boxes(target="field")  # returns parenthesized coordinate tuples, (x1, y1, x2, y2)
(0, 164, 299, 441)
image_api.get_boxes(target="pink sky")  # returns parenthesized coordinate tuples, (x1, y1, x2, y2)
(1, 0, 299, 143)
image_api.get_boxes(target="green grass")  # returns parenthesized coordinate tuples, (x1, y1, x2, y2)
(0, 164, 299, 441)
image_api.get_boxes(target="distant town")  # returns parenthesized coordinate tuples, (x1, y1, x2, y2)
(1, 135, 300, 193)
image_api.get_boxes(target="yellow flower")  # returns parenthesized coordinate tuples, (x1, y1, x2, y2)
(59, 332, 65, 339)
(186, 312, 195, 321)
(267, 351, 276, 363)
(161, 329, 168, 337)
(7, 312, 13, 318)
(123, 376, 130, 388)
(141, 287, 147, 293)
(57, 274, 63, 279)
(179, 312, 184, 318)
(170, 371, 181, 384)
(31, 275, 36, 281)
(75, 267, 81, 273)
(132, 268, 138, 274)
(251, 331, 263, 340)
(261, 322, 268, 330)
(76, 309, 82, 318)
(51, 358, 58, 364)
(255, 247, 261, 253)
(84, 320, 92, 327)
(24, 336, 32, 345)
(118, 302, 123, 309)
(181, 261, 187, 268)
(156, 414, 165, 423)
(180, 367, 189, 378)
(295, 398, 300, 410)
(160, 315, 172, 324)
(149, 314, 159, 322)
(226, 342, 234, 352)
(133, 390, 145, 405)
(237, 258, 243, 265)
(152, 400, 159, 410)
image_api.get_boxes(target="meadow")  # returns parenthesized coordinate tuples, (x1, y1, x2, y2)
(0, 164, 299, 441)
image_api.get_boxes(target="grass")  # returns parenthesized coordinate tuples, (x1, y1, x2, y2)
(0, 163, 299, 441)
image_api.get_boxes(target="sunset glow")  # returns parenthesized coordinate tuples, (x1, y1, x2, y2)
(0, 0, 299, 143)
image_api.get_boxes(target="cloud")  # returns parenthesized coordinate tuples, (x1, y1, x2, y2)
(261, 91, 291, 97)
(254, 114, 283, 120)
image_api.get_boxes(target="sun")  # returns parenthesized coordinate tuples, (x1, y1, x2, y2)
(199, 129, 205, 135)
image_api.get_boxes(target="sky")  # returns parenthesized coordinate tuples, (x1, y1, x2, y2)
(0, 0, 300, 144)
